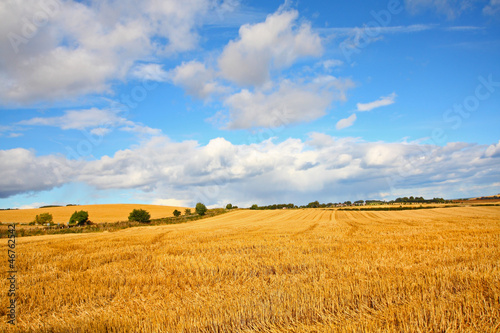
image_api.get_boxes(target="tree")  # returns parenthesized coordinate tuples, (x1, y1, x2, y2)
(35, 212, 53, 225)
(250, 204, 258, 210)
(173, 209, 181, 217)
(195, 203, 207, 216)
(307, 201, 320, 208)
(226, 203, 233, 209)
(128, 209, 151, 223)
(184, 208, 191, 215)
(69, 210, 89, 226)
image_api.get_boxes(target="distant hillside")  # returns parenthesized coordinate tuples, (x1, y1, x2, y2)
(0, 204, 191, 224)
(469, 194, 500, 201)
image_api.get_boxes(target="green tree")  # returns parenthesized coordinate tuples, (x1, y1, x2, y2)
(35, 212, 53, 225)
(173, 209, 181, 217)
(226, 203, 233, 209)
(128, 209, 151, 223)
(307, 201, 320, 208)
(69, 211, 89, 226)
(250, 204, 258, 210)
(195, 203, 207, 216)
(184, 208, 192, 215)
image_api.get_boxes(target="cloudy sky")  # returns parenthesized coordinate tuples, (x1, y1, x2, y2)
(1, 0, 499, 208)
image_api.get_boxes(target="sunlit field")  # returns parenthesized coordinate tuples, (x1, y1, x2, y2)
(0, 204, 190, 224)
(2, 207, 500, 332)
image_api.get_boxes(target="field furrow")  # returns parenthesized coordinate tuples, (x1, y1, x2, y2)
(2, 207, 499, 332)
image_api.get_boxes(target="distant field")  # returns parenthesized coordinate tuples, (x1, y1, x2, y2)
(0, 204, 190, 224)
(3, 206, 499, 332)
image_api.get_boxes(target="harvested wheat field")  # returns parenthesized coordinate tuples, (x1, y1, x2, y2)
(0, 204, 190, 224)
(2, 206, 500, 332)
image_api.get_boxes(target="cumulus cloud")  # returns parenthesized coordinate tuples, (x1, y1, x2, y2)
(218, 9, 323, 86)
(1, 135, 499, 205)
(219, 76, 355, 129)
(336, 114, 357, 130)
(0, 0, 233, 105)
(485, 140, 500, 158)
(0, 148, 76, 198)
(357, 92, 397, 112)
(169, 61, 227, 99)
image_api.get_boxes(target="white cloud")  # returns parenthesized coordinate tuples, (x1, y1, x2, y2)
(120, 124, 162, 136)
(19, 108, 125, 130)
(0, 0, 232, 105)
(90, 128, 112, 136)
(0, 148, 76, 198)
(219, 76, 355, 129)
(169, 61, 227, 99)
(327, 24, 434, 36)
(483, 0, 500, 15)
(357, 92, 397, 112)
(321, 59, 344, 70)
(131, 63, 169, 82)
(404, 0, 477, 19)
(485, 140, 500, 158)
(443, 26, 484, 31)
(18, 108, 161, 136)
(18, 202, 47, 209)
(336, 114, 357, 130)
(152, 198, 191, 207)
(218, 9, 323, 86)
(2, 135, 499, 204)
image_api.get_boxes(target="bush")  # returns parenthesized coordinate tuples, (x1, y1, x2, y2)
(128, 209, 151, 223)
(195, 203, 207, 216)
(173, 209, 181, 217)
(35, 212, 53, 225)
(69, 211, 89, 226)
(184, 208, 191, 215)
(226, 203, 233, 209)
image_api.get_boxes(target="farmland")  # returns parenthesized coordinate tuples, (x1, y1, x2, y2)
(2, 206, 500, 332)
(0, 204, 190, 224)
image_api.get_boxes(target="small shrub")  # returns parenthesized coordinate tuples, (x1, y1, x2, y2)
(226, 203, 233, 209)
(184, 208, 191, 215)
(195, 203, 207, 216)
(173, 210, 181, 217)
(128, 209, 151, 223)
(35, 212, 53, 225)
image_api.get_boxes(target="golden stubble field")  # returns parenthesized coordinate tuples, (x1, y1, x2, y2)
(2, 207, 500, 332)
(0, 204, 190, 224)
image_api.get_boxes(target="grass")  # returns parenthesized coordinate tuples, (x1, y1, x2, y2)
(1, 206, 499, 332)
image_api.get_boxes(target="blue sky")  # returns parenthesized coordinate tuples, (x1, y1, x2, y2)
(1, 0, 499, 208)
